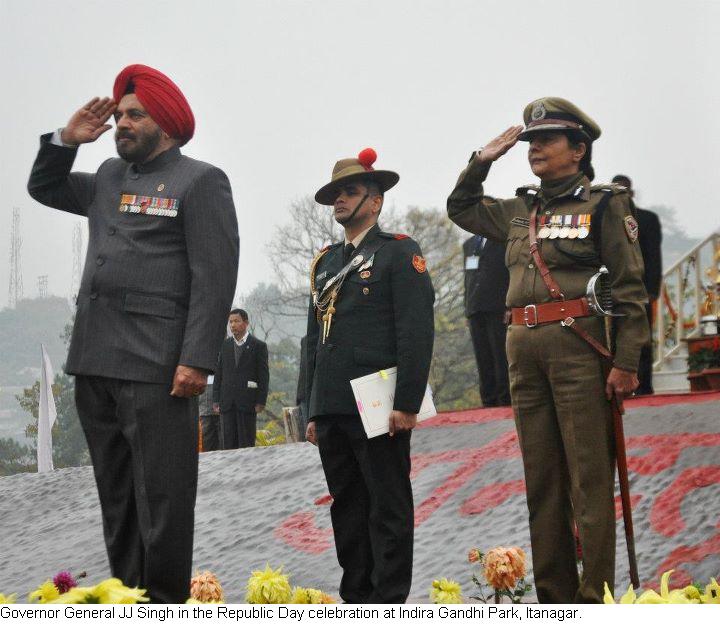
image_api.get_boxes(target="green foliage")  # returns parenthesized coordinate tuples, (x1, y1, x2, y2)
(16, 372, 90, 470)
(256, 420, 287, 446)
(688, 345, 720, 372)
(0, 436, 35, 476)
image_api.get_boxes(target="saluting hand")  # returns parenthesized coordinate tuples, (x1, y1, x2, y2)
(478, 125, 524, 163)
(389, 410, 417, 436)
(61, 97, 117, 145)
(170, 365, 208, 398)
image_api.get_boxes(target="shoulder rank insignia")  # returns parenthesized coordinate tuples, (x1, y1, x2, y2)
(515, 184, 540, 197)
(394, 233, 410, 240)
(623, 215, 639, 243)
(412, 255, 427, 273)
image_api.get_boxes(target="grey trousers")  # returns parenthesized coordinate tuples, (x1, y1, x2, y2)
(75, 375, 198, 603)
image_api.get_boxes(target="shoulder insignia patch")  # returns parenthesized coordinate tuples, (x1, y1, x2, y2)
(591, 183, 626, 194)
(412, 255, 427, 273)
(394, 233, 410, 240)
(624, 215, 639, 242)
(515, 184, 540, 197)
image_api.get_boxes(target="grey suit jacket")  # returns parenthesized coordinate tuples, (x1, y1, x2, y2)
(28, 134, 239, 384)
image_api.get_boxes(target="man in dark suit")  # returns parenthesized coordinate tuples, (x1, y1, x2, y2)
(27, 65, 239, 603)
(212, 309, 269, 449)
(612, 175, 663, 394)
(463, 233, 511, 406)
(305, 148, 435, 603)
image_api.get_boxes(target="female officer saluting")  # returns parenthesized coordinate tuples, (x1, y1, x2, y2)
(447, 98, 649, 603)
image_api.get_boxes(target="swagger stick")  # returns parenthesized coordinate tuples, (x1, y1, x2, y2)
(604, 315, 640, 589)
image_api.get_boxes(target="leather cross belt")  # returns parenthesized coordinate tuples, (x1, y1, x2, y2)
(511, 297, 591, 327)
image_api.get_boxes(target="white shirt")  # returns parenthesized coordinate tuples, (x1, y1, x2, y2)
(345, 223, 376, 249)
(232, 333, 249, 347)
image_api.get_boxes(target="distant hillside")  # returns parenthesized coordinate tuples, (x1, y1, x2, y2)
(0, 296, 72, 385)
(0, 297, 72, 442)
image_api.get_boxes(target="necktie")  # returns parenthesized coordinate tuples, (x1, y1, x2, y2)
(343, 243, 355, 264)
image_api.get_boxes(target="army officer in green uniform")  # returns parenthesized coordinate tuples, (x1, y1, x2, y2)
(305, 148, 435, 603)
(447, 98, 649, 603)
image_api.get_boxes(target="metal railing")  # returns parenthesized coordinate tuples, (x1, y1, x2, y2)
(654, 232, 720, 369)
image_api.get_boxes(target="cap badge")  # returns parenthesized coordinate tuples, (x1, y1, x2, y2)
(531, 101, 547, 121)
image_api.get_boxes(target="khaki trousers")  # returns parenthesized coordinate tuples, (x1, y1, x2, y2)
(507, 318, 616, 603)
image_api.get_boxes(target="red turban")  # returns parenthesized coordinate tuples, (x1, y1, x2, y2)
(113, 64, 195, 145)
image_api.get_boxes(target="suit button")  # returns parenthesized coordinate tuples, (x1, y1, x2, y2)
(528, 263, 534, 269)
(96, 257, 105, 266)
(107, 227, 116, 236)
(90, 292, 98, 300)
(363, 287, 370, 295)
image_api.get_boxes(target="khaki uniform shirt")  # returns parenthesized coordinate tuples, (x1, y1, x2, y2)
(447, 155, 649, 372)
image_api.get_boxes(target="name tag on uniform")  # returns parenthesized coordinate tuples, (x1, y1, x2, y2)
(465, 256, 480, 270)
(119, 194, 179, 217)
(247, 381, 258, 389)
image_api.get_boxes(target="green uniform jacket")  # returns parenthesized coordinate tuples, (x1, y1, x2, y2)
(447, 154, 649, 372)
(305, 224, 435, 419)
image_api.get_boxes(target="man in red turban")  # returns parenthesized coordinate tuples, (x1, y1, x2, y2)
(113, 63, 195, 147)
(28, 65, 239, 603)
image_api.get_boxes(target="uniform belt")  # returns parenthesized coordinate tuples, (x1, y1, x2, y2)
(511, 297, 591, 327)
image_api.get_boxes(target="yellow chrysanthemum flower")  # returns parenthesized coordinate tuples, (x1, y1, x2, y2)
(0, 593, 17, 604)
(429, 578, 462, 604)
(93, 578, 149, 604)
(607, 571, 701, 604)
(682, 585, 702, 601)
(51, 579, 148, 604)
(291, 587, 336, 604)
(52, 587, 98, 604)
(603, 582, 615, 604)
(245, 564, 292, 604)
(28, 581, 60, 603)
(701, 578, 720, 604)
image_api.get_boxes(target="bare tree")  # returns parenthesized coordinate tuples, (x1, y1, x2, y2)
(266, 196, 343, 320)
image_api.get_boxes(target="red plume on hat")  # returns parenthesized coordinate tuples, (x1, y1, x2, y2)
(358, 148, 377, 170)
(314, 148, 399, 206)
(113, 64, 195, 145)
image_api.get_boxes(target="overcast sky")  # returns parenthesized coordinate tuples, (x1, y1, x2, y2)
(2, 0, 719, 304)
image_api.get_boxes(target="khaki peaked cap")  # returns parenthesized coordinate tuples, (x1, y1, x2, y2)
(518, 97, 601, 142)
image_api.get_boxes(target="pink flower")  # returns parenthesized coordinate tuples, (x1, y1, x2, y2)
(53, 571, 77, 594)
(468, 548, 483, 564)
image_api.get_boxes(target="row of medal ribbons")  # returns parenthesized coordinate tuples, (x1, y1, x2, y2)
(537, 213, 591, 239)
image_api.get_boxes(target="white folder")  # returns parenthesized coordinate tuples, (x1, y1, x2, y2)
(350, 366, 436, 438)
